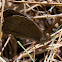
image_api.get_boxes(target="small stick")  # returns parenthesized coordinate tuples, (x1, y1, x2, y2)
(2, 35, 11, 51)
(33, 14, 62, 19)
(1, 0, 5, 56)
(9, 1, 62, 6)
(51, 29, 62, 36)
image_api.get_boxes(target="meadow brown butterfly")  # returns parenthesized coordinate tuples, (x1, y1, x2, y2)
(2, 9, 50, 43)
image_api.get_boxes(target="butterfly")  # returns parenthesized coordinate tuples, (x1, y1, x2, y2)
(2, 9, 51, 43)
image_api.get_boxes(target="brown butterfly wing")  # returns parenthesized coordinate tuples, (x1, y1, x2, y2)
(2, 15, 42, 42)
(3, 9, 26, 18)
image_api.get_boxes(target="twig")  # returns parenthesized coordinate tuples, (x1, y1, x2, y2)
(0, 57, 6, 62)
(2, 35, 11, 51)
(56, 54, 62, 61)
(9, 1, 62, 6)
(25, 4, 40, 12)
(1, 0, 5, 56)
(51, 29, 62, 36)
(33, 14, 62, 19)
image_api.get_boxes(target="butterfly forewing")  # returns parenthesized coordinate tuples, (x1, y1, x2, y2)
(3, 15, 42, 42)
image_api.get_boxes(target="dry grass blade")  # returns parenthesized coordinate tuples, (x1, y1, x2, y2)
(44, 26, 62, 62)
(1, 0, 5, 56)
(0, 57, 6, 62)
(9, 1, 62, 6)
(2, 35, 11, 51)
(33, 14, 62, 19)
(51, 29, 62, 37)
